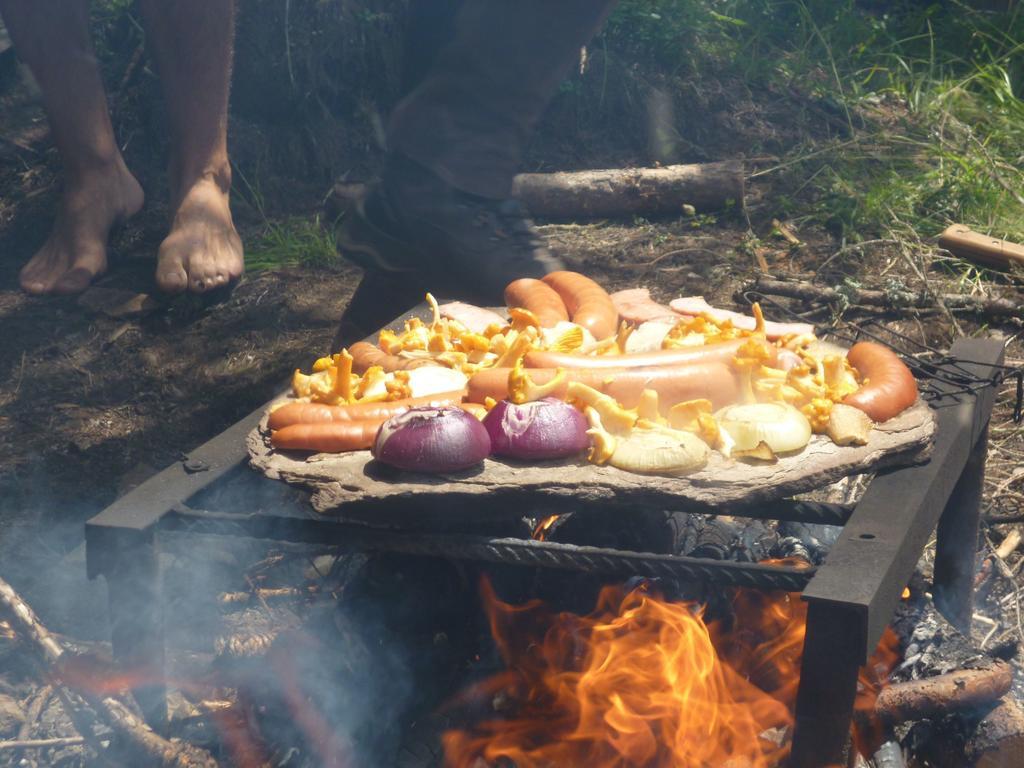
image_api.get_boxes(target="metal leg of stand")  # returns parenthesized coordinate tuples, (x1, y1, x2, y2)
(790, 602, 863, 768)
(104, 530, 167, 731)
(933, 426, 988, 634)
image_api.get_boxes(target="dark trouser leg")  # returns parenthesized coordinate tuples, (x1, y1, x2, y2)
(388, 0, 618, 199)
(790, 602, 863, 768)
(106, 532, 167, 731)
(933, 426, 988, 633)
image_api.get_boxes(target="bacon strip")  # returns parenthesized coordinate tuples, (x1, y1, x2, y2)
(669, 296, 814, 340)
(438, 302, 506, 334)
(610, 288, 679, 325)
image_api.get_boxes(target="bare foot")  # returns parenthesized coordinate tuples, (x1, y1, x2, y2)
(156, 174, 243, 294)
(19, 161, 144, 295)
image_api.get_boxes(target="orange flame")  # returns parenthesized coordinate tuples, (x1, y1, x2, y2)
(532, 515, 560, 541)
(444, 573, 901, 768)
(443, 579, 798, 768)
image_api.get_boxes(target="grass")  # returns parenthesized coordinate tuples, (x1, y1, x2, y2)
(597, 0, 1024, 261)
(231, 160, 342, 273)
(245, 215, 341, 272)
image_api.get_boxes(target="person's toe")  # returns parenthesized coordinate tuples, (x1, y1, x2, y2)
(156, 255, 189, 293)
(53, 266, 98, 295)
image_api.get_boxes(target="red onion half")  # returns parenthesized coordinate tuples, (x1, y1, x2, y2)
(483, 398, 589, 460)
(373, 406, 491, 473)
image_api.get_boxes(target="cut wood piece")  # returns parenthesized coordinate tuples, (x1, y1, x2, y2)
(247, 398, 934, 523)
(510, 161, 745, 218)
(874, 661, 1012, 724)
(938, 225, 1024, 272)
(966, 697, 1024, 768)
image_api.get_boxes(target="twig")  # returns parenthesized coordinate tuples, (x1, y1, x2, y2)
(0, 736, 93, 751)
(995, 528, 1022, 560)
(0, 576, 219, 768)
(751, 276, 1024, 319)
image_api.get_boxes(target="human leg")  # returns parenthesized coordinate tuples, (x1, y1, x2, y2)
(1, 0, 143, 294)
(138, 0, 242, 294)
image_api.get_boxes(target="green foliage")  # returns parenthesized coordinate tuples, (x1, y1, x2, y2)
(594, 0, 1024, 249)
(246, 216, 341, 272)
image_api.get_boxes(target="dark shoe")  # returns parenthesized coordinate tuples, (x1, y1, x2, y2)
(335, 154, 564, 305)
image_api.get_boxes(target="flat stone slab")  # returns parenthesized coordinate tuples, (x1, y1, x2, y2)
(247, 399, 935, 524)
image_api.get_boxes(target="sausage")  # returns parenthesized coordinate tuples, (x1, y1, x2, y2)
(349, 341, 439, 374)
(541, 271, 618, 340)
(467, 363, 738, 412)
(270, 419, 384, 453)
(525, 337, 777, 370)
(504, 278, 569, 327)
(267, 391, 466, 430)
(842, 341, 918, 422)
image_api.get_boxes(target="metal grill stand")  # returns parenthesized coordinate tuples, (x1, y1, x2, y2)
(85, 335, 1005, 768)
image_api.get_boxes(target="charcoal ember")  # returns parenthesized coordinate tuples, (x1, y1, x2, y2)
(772, 522, 841, 564)
(678, 514, 777, 562)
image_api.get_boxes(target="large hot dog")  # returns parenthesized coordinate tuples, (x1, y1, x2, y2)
(541, 271, 618, 340)
(504, 278, 569, 327)
(525, 337, 777, 370)
(350, 341, 440, 374)
(468, 363, 738, 412)
(271, 419, 384, 452)
(842, 342, 918, 422)
(267, 391, 466, 430)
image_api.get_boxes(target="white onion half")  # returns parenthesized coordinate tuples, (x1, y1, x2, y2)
(715, 403, 812, 456)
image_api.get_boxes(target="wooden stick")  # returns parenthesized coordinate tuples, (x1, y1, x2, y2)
(0, 736, 91, 751)
(751, 277, 1024, 318)
(994, 528, 1022, 560)
(0, 576, 219, 768)
(874, 661, 1013, 724)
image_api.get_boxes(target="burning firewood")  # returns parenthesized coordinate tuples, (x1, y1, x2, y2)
(217, 587, 310, 608)
(874, 661, 1013, 724)
(214, 630, 279, 660)
(0, 575, 219, 768)
(964, 696, 1024, 767)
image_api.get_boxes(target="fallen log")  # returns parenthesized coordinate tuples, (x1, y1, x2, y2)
(327, 161, 745, 224)
(749, 277, 1023, 319)
(510, 161, 745, 218)
(874, 661, 1013, 724)
(0, 576, 219, 768)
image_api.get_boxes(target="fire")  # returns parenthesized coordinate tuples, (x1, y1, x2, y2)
(532, 514, 560, 541)
(443, 579, 799, 768)
(444, 573, 901, 768)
